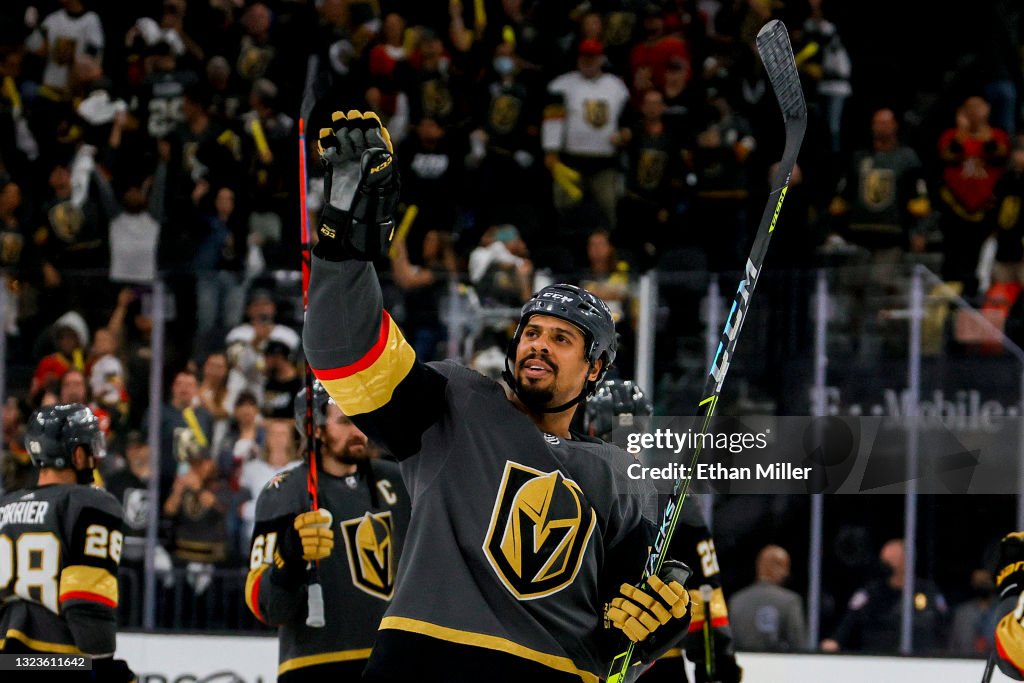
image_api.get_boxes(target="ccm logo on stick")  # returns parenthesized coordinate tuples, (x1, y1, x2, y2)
(709, 258, 759, 393)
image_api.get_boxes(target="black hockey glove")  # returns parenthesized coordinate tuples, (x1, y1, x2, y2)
(694, 654, 743, 683)
(998, 531, 1024, 599)
(315, 110, 399, 262)
(606, 560, 692, 664)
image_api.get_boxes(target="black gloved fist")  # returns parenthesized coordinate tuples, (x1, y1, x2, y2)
(316, 110, 400, 261)
(998, 531, 1024, 599)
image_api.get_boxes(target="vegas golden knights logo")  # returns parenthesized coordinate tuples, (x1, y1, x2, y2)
(422, 80, 454, 119)
(859, 163, 895, 211)
(583, 99, 609, 129)
(637, 149, 668, 191)
(605, 12, 636, 46)
(341, 511, 395, 599)
(490, 94, 522, 135)
(483, 461, 596, 600)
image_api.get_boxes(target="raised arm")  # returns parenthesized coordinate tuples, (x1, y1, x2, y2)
(302, 111, 446, 459)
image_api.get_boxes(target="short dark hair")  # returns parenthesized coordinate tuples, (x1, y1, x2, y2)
(236, 390, 260, 408)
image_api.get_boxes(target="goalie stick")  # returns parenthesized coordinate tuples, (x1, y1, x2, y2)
(605, 19, 806, 683)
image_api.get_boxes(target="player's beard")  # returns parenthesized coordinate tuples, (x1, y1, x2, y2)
(327, 436, 369, 464)
(515, 355, 558, 410)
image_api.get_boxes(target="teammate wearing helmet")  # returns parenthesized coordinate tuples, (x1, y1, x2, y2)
(0, 404, 134, 682)
(302, 110, 692, 683)
(244, 383, 410, 682)
(585, 380, 742, 683)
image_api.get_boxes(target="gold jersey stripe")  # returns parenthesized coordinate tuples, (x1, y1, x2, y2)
(59, 564, 118, 605)
(996, 611, 1024, 674)
(380, 616, 598, 683)
(1, 629, 83, 654)
(318, 315, 416, 416)
(244, 564, 269, 622)
(688, 586, 729, 620)
(278, 648, 373, 675)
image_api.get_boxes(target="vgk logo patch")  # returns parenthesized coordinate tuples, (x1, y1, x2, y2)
(583, 99, 609, 128)
(859, 164, 895, 211)
(341, 511, 395, 599)
(483, 461, 596, 600)
(490, 94, 522, 135)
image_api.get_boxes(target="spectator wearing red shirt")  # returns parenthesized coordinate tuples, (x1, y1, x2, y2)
(938, 95, 1010, 296)
(31, 313, 87, 399)
(630, 5, 690, 95)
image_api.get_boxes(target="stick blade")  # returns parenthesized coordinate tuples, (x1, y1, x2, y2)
(756, 20, 806, 123)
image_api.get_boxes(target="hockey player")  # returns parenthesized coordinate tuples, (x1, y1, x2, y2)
(0, 404, 134, 682)
(994, 531, 1024, 677)
(303, 110, 692, 683)
(244, 383, 410, 681)
(584, 380, 742, 683)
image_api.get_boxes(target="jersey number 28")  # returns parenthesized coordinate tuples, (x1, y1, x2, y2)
(0, 533, 61, 612)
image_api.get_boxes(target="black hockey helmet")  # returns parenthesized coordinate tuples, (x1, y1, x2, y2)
(294, 380, 332, 435)
(504, 284, 617, 406)
(24, 403, 106, 469)
(584, 379, 653, 439)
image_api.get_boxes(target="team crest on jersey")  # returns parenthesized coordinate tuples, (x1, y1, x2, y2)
(422, 80, 454, 119)
(482, 461, 596, 600)
(605, 12, 636, 46)
(859, 164, 895, 211)
(265, 470, 291, 490)
(490, 94, 522, 135)
(48, 202, 84, 243)
(341, 511, 395, 599)
(637, 149, 668, 190)
(122, 488, 149, 531)
(583, 99, 609, 128)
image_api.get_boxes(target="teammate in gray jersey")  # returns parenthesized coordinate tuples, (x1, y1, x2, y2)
(302, 110, 692, 683)
(244, 382, 410, 681)
(0, 403, 134, 682)
(585, 380, 742, 683)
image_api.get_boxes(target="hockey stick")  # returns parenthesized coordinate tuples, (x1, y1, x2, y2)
(701, 584, 715, 680)
(299, 54, 329, 628)
(605, 20, 806, 682)
(980, 652, 995, 683)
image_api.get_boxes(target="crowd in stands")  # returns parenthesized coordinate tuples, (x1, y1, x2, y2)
(0, 0, 1020, 653)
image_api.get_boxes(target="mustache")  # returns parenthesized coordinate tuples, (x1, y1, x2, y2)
(518, 353, 558, 373)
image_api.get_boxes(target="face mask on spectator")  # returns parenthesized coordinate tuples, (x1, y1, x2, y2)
(494, 56, 515, 76)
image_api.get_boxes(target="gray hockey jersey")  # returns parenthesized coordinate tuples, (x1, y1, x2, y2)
(304, 256, 666, 682)
(0, 484, 124, 656)
(245, 459, 410, 679)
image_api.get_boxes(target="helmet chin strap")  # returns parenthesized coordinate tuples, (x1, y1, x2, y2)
(502, 356, 592, 415)
(74, 456, 96, 485)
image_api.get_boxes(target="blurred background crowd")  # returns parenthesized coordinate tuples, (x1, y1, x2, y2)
(0, 0, 1020, 658)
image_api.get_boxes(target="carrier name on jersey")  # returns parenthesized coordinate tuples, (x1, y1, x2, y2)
(0, 501, 50, 529)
